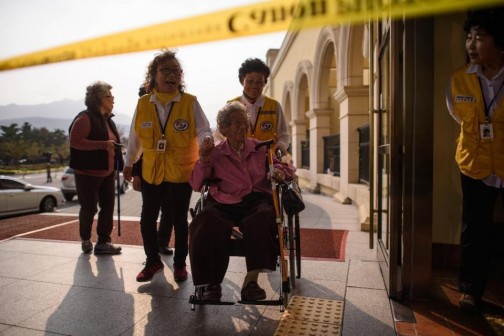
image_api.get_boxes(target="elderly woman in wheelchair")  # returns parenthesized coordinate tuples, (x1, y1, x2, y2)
(188, 101, 294, 303)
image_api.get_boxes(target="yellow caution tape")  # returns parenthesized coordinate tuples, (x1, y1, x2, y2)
(0, 0, 502, 71)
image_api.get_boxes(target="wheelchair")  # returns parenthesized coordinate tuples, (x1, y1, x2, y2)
(188, 141, 302, 312)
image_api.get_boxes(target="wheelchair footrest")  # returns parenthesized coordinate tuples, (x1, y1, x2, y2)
(238, 298, 284, 306)
(190, 297, 283, 307)
(189, 295, 235, 306)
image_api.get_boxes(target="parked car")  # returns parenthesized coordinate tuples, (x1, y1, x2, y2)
(60, 167, 128, 201)
(0, 175, 64, 218)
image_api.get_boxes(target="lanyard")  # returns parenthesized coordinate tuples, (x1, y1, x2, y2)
(156, 102, 174, 138)
(250, 107, 262, 134)
(478, 77, 504, 122)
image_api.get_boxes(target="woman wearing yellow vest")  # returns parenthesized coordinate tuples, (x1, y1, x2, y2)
(227, 58, 289, 154)
(124, 50, 214, 283)
(446, 7, 504, 313)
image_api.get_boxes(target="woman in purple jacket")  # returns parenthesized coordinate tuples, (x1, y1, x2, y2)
(189, 101, 293, 302)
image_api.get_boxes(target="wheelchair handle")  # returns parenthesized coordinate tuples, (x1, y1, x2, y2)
(255, 139, 275, 150)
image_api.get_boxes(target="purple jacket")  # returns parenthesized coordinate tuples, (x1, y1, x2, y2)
(190, 138, 293, 204)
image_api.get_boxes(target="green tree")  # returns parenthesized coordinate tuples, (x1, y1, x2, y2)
(0, 123, 20, 139)
(20, 122, 33, 141)
(0, 122, 71, 165)
(0, 140, 18, 164)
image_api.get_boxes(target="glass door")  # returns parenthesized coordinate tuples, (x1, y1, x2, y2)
(371, 17, 435, 301)
(373, 21, 403, 299)
(376, 32, 392, 291)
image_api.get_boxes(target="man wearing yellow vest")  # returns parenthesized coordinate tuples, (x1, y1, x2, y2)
(124, 50, 214, 283)
(446, 7, 504, 313)
(227, 58, 289, 154)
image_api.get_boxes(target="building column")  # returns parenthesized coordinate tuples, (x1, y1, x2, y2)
(333, 85, 369, 201)
(290, 119, 307, 169)
(306, 108, 332, 192)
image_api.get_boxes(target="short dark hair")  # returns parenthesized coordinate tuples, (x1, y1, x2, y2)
(238, 58, 270, 85)
(464, 6, 504, 48)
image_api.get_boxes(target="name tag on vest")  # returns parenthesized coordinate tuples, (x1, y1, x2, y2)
(454, 95, 475, 103)
(141, 121, 153, 128)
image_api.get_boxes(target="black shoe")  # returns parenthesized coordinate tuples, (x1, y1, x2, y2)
(202, 284, 222, 302)
(241, 281, 266, 301)
(81, 240, 93, 253)
(459, 294, 481, 314)
(159, 246, 174, 255)
(94, 242, 122, 254)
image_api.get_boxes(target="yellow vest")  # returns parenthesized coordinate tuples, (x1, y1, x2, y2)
(134, 93, 199, 184)
(451, 65, 504, 179)
(229, 96, 279, 141)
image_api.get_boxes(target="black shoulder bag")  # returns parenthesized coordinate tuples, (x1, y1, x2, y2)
(282, 180, 305, 216)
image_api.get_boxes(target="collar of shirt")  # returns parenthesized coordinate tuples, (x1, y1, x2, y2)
(220, 138, 258, 157)
(467, 64, 504, 115)
(465, 63, 478, 74)
(150, 92, 181, 105)
(150, 93, 181, 124)
(240, 94, 265, 107)
(467, 63, 504, 83)
(240, 95, 265, 128)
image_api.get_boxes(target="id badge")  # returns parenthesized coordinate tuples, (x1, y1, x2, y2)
(480, 123, 494, 140)
(157, 139, 167, 152)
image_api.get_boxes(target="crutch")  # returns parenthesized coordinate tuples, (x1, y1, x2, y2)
(114, 143, 123, 237)
(116, 158, 121, 237)
(256, 139, 289, 306)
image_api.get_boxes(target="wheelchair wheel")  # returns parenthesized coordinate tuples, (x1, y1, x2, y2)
(190, 286, 204, 310)
(279, 183, 298, 288)
(190, 198, 202, 219)
(287, 214, 296, 288)
(295, 213, 301, 279)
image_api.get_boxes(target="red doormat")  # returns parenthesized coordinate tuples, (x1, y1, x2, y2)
(6, 215, 348, 261)
(299, 228, 348, 261)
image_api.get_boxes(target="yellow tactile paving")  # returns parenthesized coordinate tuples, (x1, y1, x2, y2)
(274, 296, 344, 336)
(274, 319, 341, 336)
(284, 296, 344, 324)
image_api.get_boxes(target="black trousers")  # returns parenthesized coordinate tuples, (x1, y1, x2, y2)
(75, 173, 115, 244)
(189, 192, 278, 286)
(140, 180, 192, 266)
(459, 173, 504, 298)
(137, 175, 173, 248)
(158, 205, 173, 248)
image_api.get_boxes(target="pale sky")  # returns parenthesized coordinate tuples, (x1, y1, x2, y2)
(0, 0, 286, 127)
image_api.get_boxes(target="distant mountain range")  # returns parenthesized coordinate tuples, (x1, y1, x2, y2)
(0, 99, 132, 135)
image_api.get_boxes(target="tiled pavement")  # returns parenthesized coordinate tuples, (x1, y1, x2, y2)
(0, 188, 397, 335)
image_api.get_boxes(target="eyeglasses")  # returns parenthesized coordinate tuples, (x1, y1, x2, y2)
(158, 67, 182, 75)
(244, 79, 265, 86)
(104, 95, 114, 100)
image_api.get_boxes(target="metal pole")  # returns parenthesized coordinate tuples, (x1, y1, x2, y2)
(368, 19, 375, 249)
(116, 158, 121, 237)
